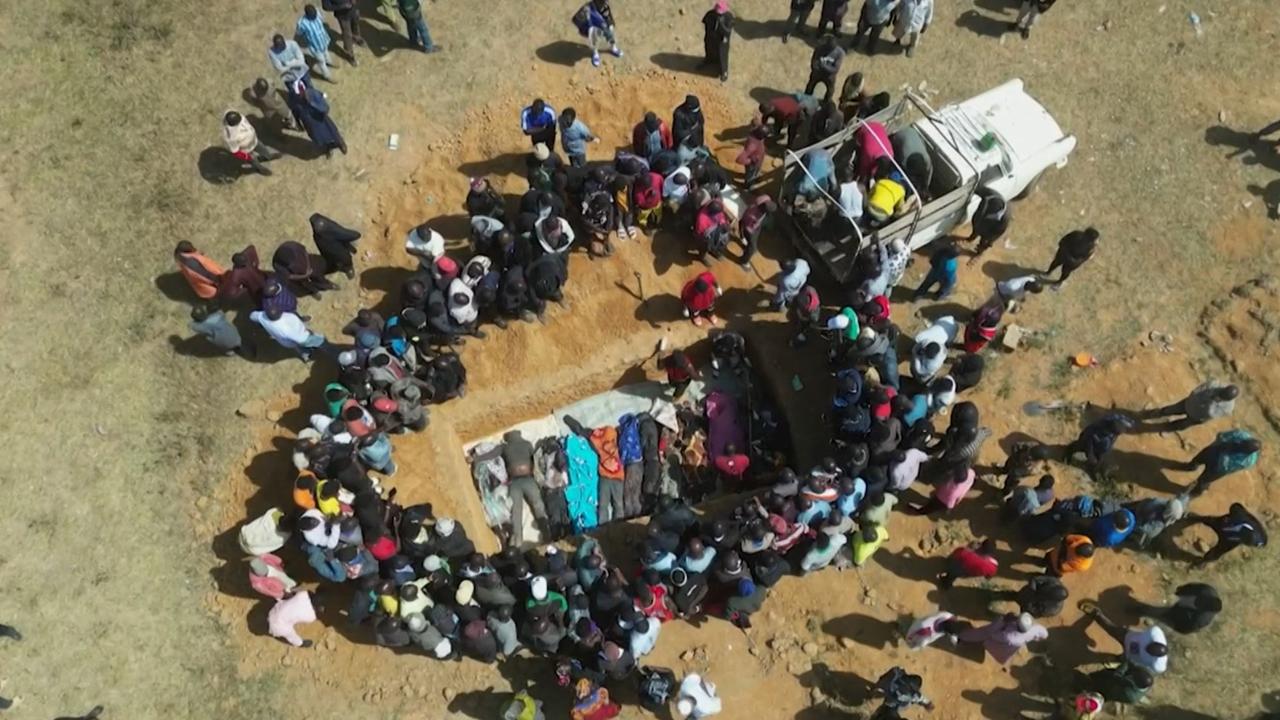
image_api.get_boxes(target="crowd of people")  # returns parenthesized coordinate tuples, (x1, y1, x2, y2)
(185, 2, 1270, 719)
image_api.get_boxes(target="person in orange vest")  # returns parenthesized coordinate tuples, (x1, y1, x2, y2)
(173, 241, 225, 300)
(1045, 534, 1095, 576)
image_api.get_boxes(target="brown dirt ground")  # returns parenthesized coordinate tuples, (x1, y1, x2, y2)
(210, 77, 1280, 719)
(3, 0, 1280, 717)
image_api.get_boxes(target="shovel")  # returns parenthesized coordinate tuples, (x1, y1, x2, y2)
(1022, 400, 1083, 417)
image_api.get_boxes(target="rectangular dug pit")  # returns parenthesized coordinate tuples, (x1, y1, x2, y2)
(459, 340, 795, 548)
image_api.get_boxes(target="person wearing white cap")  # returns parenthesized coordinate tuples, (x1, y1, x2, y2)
(406, 612, 453, 659)
(433, 517, 476, 560)
(525, 576, 568, 624)
(676, 673, 722, 718)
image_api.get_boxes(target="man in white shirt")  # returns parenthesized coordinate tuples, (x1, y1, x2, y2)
(1083, 604, 1170, 675)
(910, 315, 958, 382)
(298, 509, 340, 549)
(405, 222, 445, 269)
(250, 307, 327, 361)
(677, 673, 722, 718)
(629, 618, 661, 658)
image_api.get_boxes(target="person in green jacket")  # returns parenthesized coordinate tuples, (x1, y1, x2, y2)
(1080, 662, 1153, 706)
(525, 576, 568, 624)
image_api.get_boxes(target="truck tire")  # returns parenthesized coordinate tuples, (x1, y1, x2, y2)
(1015, 171, 1045, 200)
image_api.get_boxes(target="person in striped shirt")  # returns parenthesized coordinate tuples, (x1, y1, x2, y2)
(296, 5, 335, 81)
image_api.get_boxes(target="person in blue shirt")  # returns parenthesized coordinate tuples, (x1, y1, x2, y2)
(1089, 508, 1136, 548)
(1181, 430, 1262, 497)
(296, 5, 335, 81)
(520, 98, 558, 151)
(836, 475, 868, 516)
(558, 107, 598, 167)
(912, 240, 959, 300)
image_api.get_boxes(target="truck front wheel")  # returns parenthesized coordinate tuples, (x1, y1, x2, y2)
(1015, 171, 1045, 200)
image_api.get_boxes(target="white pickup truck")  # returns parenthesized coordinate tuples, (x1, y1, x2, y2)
(781, 79, 1077, 283)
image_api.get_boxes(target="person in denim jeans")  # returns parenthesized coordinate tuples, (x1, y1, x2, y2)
(913, 241, 959, 300)
(398, 0, 441, 53)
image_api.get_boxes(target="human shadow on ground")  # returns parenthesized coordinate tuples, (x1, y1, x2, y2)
(981, 259, 1044, 283)
(916, 300, 973, 324)
(974, 0, 1020, 13)
(877, 546, 941, 585)
(821, 612, 899, 650)
(359, 17, 410, 59)
(1204, 125, 1280, 174)
(650, 52, 710, 77)
(1247, 179, 1280, 220)
(458, 153, 530, 182)
(197, 146, 248, 184)
(1136, 708, 1218, 720)
(536, 39, 594, 67)
(796, 662, 873, 707)
(732, 17, 793, 42)
(749, 86, 793, 106)
(955, 9, 1011, 38)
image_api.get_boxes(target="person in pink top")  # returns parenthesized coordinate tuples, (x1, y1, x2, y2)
(248, 554, 298, 600)
(906, 465, 974, 515)
(268, 590, 321, 647)
(959, 612, 1048, 665)
(853, 121, 892, 183)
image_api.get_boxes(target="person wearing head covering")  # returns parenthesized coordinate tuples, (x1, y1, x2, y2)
(247, 554, 298, 600)
(700, 1, 733, 80)
(285, 79, 347, 157)
(672, 95, 706, 149)
(433, 517, 476, 560)
(222, 110, 281, 176)
(959, 612, 1048, 665)
(681, 271, 721, 327)
(308, 213, 361, 279)
(677, 673, 722, 718)
(1046, 534, 1095, 576)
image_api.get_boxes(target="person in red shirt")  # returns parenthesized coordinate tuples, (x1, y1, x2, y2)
(937, 539, 998, 589)
(756, 95, 802, 137)
(789, 285, 821, 347)
(694, 196, 732, 264)
(735, 122, 769, 188)
(680, 271, 721, 327)
(714, 442, 751, 485)
(736, 194, 776, 266)
(632, 171, 665, 229)
(658, 348, 698, 398)
(631, 112, 673, 160)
